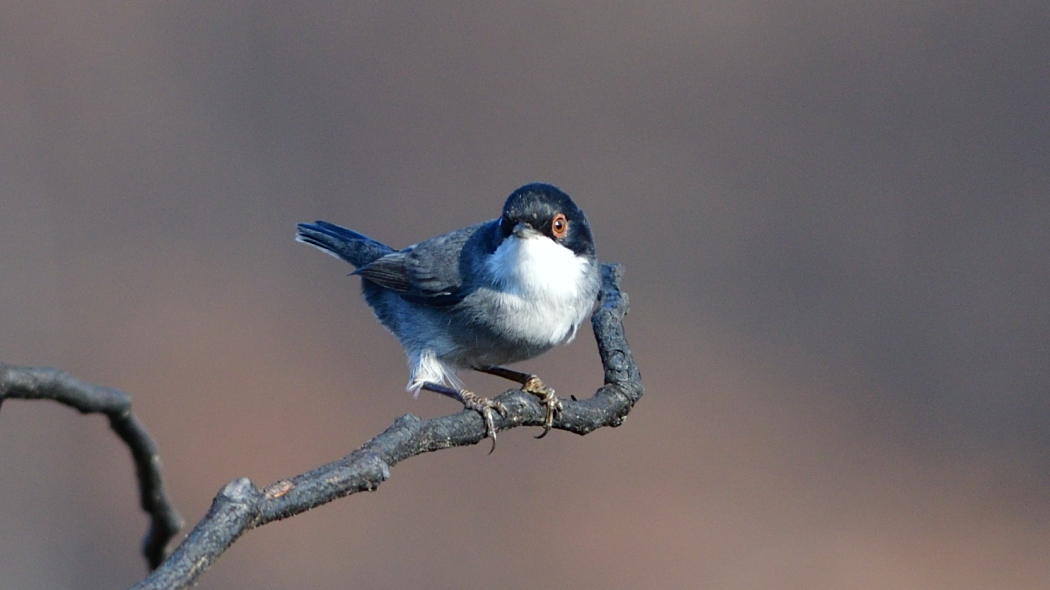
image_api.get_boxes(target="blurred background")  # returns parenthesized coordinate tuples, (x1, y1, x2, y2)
(1, 1, 1048, 588)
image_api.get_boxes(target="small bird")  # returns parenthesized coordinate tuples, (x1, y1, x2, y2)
(296, 183, 601, 450)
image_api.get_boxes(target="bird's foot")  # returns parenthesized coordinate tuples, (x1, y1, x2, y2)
(521, 376, 562, 438)
(420, 381, 509, 453)
(476, 366, 564, 438)
(459, 389, 509, 453)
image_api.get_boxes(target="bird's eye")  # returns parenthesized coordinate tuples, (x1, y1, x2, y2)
(551, 213, 568, 239)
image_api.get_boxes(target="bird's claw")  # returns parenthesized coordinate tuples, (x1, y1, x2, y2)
(460, 390, 509, 453)
(522, 376, 562, 438)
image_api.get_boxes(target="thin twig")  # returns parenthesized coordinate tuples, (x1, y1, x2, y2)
(1, 262, 639, 588)
(129, 262, 641, 590)
(0, 364, 184, 570)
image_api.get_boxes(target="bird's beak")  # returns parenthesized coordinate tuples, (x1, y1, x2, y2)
(512, 222, 541, 239)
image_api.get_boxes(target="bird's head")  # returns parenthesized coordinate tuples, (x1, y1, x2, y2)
(498, 183, 595, 259)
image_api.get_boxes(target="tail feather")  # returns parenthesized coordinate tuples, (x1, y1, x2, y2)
(296, 221, 394, 268)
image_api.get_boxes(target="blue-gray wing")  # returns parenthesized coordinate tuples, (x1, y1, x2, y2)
(353, 220, 497, 307)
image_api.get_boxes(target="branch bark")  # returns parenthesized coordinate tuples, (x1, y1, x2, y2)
(0, 364, 184, 570)
(132, 263, 640, 589)
(2, 262, 640, 589)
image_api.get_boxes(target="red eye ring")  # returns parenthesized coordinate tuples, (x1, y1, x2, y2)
(551, 213, 568, 238)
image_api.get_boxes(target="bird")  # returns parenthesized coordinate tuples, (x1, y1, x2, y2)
(296, 183, 601, 451)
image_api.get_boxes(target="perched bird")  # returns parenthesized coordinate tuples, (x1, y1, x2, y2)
(296, 183, 601, 450)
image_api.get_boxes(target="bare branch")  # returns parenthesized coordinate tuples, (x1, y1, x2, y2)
(0, 364, 184, 570)
(0, 263, 637, 588)
(130, 263, 641, 590)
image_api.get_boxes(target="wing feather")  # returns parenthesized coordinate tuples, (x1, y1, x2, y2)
(353, 220, 497, 307)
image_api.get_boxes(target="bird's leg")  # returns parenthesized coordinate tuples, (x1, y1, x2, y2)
(420, 381, 508, 453)
(476, 366, 562, 438)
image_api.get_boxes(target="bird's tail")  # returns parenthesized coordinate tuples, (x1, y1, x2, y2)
(295, 221, 394, 268)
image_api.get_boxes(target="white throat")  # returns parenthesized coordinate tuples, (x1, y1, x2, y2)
(484, 233, 594, 347)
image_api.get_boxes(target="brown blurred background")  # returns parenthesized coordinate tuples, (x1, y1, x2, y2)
(1, 2, 1048, 588)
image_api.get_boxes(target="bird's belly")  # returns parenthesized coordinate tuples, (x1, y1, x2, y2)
(484, 290, 583, 349)
(431, 286, 589, 371)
